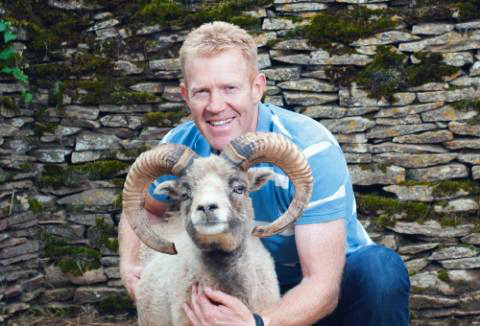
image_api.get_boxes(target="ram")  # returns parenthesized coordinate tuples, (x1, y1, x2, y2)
(122, 132, 312, 326)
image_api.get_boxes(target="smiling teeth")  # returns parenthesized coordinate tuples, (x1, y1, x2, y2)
(209, 118, 233, 126)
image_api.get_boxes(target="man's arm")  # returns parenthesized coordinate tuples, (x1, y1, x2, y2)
(260, 219, 345, 325)
(118, 194, 170, 301)
(185, 219, 345, 326)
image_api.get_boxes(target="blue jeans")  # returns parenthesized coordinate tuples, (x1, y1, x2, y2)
(280, 245, 410, 326)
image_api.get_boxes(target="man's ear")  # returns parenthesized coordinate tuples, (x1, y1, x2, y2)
(251, 73, 267, 103)
(248, 169, 274, 192)
(180, 81, 189, 102)
(154, 180, 179, 199)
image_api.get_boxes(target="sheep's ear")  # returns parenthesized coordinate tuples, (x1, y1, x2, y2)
(248, 169, 274, 192)
(154, 180, 179, 199)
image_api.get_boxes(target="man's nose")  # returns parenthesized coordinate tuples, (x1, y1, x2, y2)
(207, 90, 226, 113)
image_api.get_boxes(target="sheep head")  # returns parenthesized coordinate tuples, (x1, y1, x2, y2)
(153, 156, 274, 252)
(122, 132, 313, 255)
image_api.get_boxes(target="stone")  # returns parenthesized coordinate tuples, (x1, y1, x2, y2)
(335, 133, 367, 144)
(114, 60, 143, 75)
(442, 52, 474, 67)
(301, 106, 347, 119)
(388, 220, 474, 238)
(69, 268, 107, 285)
(272, 38, 315, 51)
(262, 18, 297, 30)
(104, 267, 120, 279)
(57, 189, 118, 207)
(275, 2, 328, 12)
(40, 288, 76, 303)
(149, 58, 181, 71)
(434, 198, 479, 213)
(473, 166, 480, 180)
(310, 52, 372, 66)
(417, 87, 479, 103)
(130, 82, 164, 93)
(372, 153, 457, 168)
(366, 124, 437, 139)
(100, 256, 119, 267)
(450, 75, 480, 87)
(73, 287, 126, 304)
(254, 32, 277, 47)
(398, 243, 439, 255)
(444, 139, 480, 150)
(341, 143, 369, 153)
(407, 163, 469, 182)
(0, 123, 18, 137)
(277, 78, 337, 92)
(89, 18, 119, 31)
(0, 241, 39, 259)
(0, 83, 26, 93)
(456, 20, 480, 30)
(370, 142, 447, 154)
(340, 87, 415, 107)
(429, 246, 478, 261)
(71, 151, 105, 163)
(283, 92, 337, 106)
(44, 265, 70, 286)
(406, 258, 429, 274)
(261, 67, 301, 81)
(449, 121, 480, 136)
(48, 0, 100, 10)
(393, 130, 453, 144)
(399, 31, 480, 53)
(344, 153, 372, 163)
(384, 184, 469, 202)
(421, 105, 478, 122)
(349, 164, 405, 185)
(100, 115, 128, 128)
(320, 117, 375, 134)
(162, 86, 182, 102)
(75, 132, 121, 151)
(257, 53, 271, 69)
(410, 271, 455, 295)
(95, 27, 119, 40)
(461, 233, 480, 245)
(412, 23, 455, 35)
(374, 102, 444, 118)
(439, 257, 480, 270)
(44, 224, 84, 240)
(410, 294, 458, 309)
(352, 31, 420, 46)
(66, 213, 113, 226)
(470, 61, 480, 76)
(33, 149, 72, 163)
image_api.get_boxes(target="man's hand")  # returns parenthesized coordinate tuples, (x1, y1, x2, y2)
(119, 260, 144, 302)
(183, 285, 256, 326)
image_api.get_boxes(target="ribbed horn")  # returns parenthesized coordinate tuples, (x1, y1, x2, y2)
(221, 132, 312, 237)
(122, 144, 198, 254)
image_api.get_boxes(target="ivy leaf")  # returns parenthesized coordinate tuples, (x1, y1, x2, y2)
(22, 91, 33, 103)
(4, 30, 17, 43)
(0, 20, 7, 32)
(12, 67, 28, 83)
(0, 47, 15, 60)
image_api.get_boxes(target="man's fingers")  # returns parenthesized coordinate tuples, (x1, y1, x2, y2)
(183, 303, 200, 325)
(203, 286, 240, 308)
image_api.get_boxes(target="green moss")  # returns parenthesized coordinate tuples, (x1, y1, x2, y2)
(356, 194, 430, 224)
(291, 7, 397, 53)
(134, 0, 271, 30)
(89, 218, 119, 252)
(1, 96, 17, 110)
(432, 180, 480, 197)
(42, 232, 101, 276)
(437, 269, 451, 283)
(29, 198, 44, 214)
(71, 160, 128, 179)
(97, 294, 135, 314)
(355, 47, 459, 102)
(143, 110, 188, 127)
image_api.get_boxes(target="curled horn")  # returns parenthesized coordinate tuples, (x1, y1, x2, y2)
(122, 144, 198, 254)
(221, 132, 313, 237)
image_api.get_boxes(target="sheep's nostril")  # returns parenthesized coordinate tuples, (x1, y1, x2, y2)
(197, 203, 219, 212)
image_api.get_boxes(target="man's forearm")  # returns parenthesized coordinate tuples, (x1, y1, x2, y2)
(118, 213, 141, 264)
(261, 276, 340, 326)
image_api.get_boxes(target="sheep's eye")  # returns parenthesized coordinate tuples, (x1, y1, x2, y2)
(233, 185, 246, 194)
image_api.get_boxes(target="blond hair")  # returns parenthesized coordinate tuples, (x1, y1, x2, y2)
(179, 21, 258, 78)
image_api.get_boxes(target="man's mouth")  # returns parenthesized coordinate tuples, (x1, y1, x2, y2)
(208, 118, 234, 127)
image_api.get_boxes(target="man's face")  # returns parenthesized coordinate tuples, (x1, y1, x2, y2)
(180, 49, 266, 150)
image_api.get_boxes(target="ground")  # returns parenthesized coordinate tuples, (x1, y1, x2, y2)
(6, 306, 138, 326)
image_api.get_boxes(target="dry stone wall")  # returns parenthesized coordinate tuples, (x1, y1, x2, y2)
(0, 0, 479, 324)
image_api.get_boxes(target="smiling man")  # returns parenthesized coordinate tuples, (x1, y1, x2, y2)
(119, 21, 410, 326)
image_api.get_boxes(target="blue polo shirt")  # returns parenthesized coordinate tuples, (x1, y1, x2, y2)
(148, 103, 373, 286)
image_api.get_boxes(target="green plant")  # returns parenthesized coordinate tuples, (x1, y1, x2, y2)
(0, 19, 32, 103)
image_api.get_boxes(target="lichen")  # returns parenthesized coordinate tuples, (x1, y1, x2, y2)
(143, 110, 188, 127)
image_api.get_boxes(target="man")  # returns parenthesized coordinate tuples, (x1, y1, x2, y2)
(119, 21, 410, 325)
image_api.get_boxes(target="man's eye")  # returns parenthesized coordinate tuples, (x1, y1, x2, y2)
(233, 185, 246, 194)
